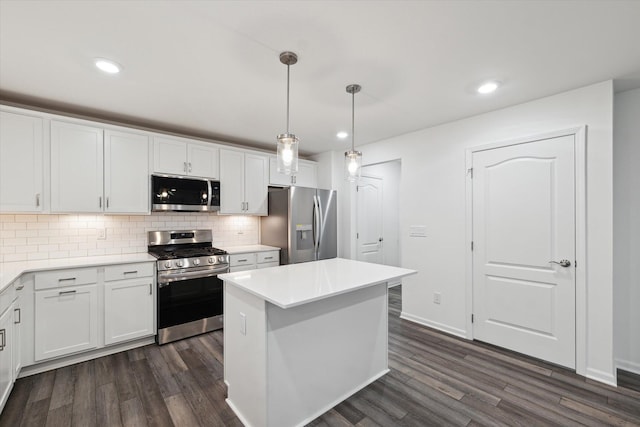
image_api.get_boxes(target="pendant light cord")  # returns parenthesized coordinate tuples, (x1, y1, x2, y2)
(351, 90, 355, 151)
(286, 63, 290, 134)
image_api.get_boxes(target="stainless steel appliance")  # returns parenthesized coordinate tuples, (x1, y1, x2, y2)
(260, 187, 337, 264)
(151, 175, 220, 212)
(148, 230, 229, 344)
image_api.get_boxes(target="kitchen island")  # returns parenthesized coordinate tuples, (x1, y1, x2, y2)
(219, 258, 416, 427)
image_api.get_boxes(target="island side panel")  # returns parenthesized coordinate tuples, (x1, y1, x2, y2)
(266, 283, 389, 427)
(224, 282, 268, 427)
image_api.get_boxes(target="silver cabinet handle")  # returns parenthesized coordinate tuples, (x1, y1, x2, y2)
(99, 196, 102, 208)
(36, 193, 40, 207)
(123, 270, 138, 275)
(106, 197, 109, 209)
(149, 283, 152, 295)
(263, 256, 273, 260)
(58, 277, 76, 282)
(238, 259, 248, 262)
(14, 308, 20, 324)
(184, 161, 187, 172)
(0, 329, 5, 351)
(549, 260, 571, 267)
(59, 290, 77, 295)
(15, 284, 24, 290)
(245, 201, 249, 211)
(188, 162, 192, 173)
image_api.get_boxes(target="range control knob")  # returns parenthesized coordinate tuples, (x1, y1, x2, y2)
(176, 260, 184, 268)
(164, 261, 172, 269)
(219, 256, 226, 263)
(208, 257, 215, 264)
(193, 258, 201, 266)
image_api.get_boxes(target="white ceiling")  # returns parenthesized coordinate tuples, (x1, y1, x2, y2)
(1, 1, 640, 156)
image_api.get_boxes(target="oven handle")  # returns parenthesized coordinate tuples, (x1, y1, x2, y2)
(158, 267, 229, 286)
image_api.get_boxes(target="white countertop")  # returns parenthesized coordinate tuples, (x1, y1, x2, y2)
(221, 245, 280, 255)
(0, 253, 157, 292)
(219, 258, 416, 309)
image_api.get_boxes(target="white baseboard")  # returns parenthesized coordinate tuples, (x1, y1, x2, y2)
(586, 367, 618, 387)
(615, 358, 640, 376)
(400, 311, 467, 339)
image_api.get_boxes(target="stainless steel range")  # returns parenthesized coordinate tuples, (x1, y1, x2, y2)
(148, 230, 229, 344)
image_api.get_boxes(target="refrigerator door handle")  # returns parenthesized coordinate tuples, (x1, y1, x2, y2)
(313, 195, 321, 254)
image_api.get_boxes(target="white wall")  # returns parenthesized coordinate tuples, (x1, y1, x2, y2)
(361, 161, 401, 267)
(613, 88, 640, 375)
(0, 212, 259, 262)
(322, 81, 615, 384)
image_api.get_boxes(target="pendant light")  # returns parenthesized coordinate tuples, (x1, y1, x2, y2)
(276, 51, 299, 175)
(345, 84, 362, 181)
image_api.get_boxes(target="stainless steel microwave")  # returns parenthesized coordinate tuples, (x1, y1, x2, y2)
(151, 175, 220, 212)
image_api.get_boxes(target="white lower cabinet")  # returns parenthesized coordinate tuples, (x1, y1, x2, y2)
(34, 284, 99, 361)
(104, 279, 154, 345)
(229, 250, 280, 272)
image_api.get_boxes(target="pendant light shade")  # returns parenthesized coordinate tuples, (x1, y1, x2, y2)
(345, 84, 362, 182)
(277, 51, 299, 175)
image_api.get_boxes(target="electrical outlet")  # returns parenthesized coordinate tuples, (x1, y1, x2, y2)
(97, 228, 106, 240)
(239, 312, 246, 335)
(433, 292, 441, 305)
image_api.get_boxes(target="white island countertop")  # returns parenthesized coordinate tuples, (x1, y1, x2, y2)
(219, 257, 416, 309)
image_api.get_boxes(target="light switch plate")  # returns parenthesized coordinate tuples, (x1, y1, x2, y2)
(239, 312, 246, 335)
(97, 228, 106, 240)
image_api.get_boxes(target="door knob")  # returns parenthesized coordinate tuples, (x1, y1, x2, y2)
(378, 237, 384, 242)
(549, 259, 571, 267)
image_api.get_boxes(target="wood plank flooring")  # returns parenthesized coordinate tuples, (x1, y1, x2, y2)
(1, 286, 639, 426)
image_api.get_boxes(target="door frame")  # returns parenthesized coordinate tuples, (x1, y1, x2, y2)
(465, 126, 587, 376)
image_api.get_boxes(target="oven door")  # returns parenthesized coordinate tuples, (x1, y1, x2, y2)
(157, 266, 227, 343)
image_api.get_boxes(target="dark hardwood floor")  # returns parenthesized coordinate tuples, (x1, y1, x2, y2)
(2, 286, 639, 426)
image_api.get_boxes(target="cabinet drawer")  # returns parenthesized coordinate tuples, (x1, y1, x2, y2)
(229, 265, 257, 273)
(104, 262, 154, 282)
(230, 253, 257, 267)
(257, 251, 279, 264)
(256, 261, 279, 269)
(35, 268, 97, 290)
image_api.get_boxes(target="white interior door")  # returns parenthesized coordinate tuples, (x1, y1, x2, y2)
(356, 176, 383, 264)
(472, 134, 576, 368)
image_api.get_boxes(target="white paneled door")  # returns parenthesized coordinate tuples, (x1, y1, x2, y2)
(472, 134, 576, 368)
(357, 176, 384, 264)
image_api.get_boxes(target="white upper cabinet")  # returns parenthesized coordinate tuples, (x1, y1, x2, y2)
(50, 121, 104, 213)
(0, 110, 44, 212)
(219, 150, 268, 215)
(51, 121, 150, 214)
(269, 157, 318, 188)
(153, 136, 219, 179)
(104, 130, 150, 214)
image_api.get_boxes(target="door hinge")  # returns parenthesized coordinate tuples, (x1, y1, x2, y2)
(467, 167, 473, 178)
(471, 241, 474, 251)
(471, 314, 474, 323)
(575, 260, 577, 268)
(356, 233, 359, 239)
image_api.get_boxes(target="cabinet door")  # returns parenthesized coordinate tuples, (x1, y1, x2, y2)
(0, 306, 12, 410)
(269, 157, 293, 186)
(219, 149, 245, 214)
(296, 161, 318, 188)
(104, 130, 150, 213)
(34, 285, 98, 361)
(12, 296, 21, 377)
(50, 121, 104, 213)
(0, 111, 44, 212)
(104, 279, 154, 345)
(153, 136, 187, 175)
(188, 143, 219, 179)
(244, 153, 268, 215)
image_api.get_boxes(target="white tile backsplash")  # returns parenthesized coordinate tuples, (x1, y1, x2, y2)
(0, 212, 259, 262)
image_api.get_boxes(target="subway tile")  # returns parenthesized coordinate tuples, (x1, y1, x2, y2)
(27, 252, 48, 261)
(4, 253, 28, 262)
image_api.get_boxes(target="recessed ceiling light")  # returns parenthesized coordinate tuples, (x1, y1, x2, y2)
(477, 81, 499, 94)
(94, 58, 122, 74)
(337, 131, 348, 139)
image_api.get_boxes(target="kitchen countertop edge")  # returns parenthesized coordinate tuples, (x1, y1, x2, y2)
(221, 245, 281, 254)
(0, 253, 157, 292)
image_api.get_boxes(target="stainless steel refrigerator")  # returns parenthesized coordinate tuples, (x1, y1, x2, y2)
(260, 187, 337, 264)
